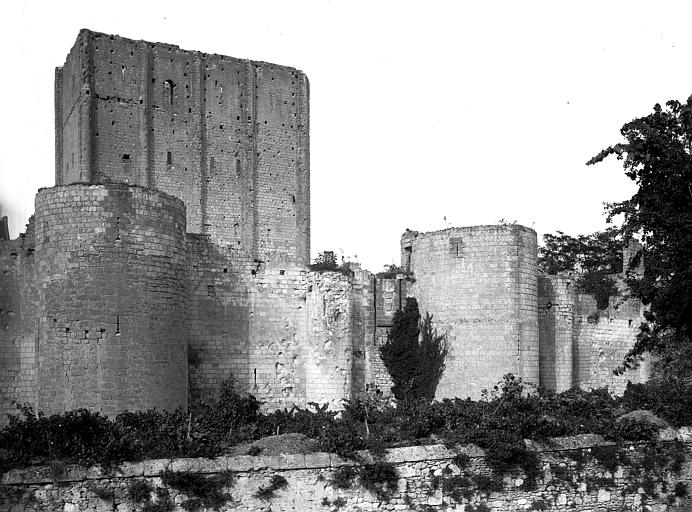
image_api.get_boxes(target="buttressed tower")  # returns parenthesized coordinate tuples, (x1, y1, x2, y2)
(55, 29, 310, 264)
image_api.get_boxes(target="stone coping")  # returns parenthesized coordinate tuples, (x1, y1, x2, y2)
(3, 430, 691, 486)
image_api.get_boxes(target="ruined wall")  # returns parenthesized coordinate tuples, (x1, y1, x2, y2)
(32, 184, 188, 416)
(2, 438, 690, 511)
(186, 260, 375, 411)
(369, 276, 407, 394)
(186, 236, 254, 408)
(0, 234, 37, 423)
(572, 293, 649, 393)
(55, 30, 310, 265)
(402, 225, 539, 399)
(537, 273, 649, 393)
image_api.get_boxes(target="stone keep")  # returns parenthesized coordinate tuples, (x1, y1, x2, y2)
(55, 29, 310, 264)
(0, 30, 649, 424)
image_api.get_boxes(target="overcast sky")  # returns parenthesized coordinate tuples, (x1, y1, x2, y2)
(1, 1, 691, 270)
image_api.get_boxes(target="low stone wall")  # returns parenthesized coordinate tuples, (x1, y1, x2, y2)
(2, 435, 691, 511)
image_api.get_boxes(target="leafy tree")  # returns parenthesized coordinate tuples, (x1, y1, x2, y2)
(309, 250, 339, 271)
(538, 229, 621, 309)
(587, 97, 692, 376)
(378, 298, 448, 400)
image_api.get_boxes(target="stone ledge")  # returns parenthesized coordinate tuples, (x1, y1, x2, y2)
(3, 437, 691, 486)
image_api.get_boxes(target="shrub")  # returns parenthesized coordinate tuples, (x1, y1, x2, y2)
(128, 480, 153, 503)
(358, 461, 399, 500)
(378, 298, 448, 400)
(254, 474, 288, 500)
(331, 466, 357, 489)
(160, 470, 233, 510)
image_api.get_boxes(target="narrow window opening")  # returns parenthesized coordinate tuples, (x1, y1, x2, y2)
(404, 246, 412, 272)
(209, 157, 215, 172)
(163, 79, 175, 105)
(167, 151, 173, 165)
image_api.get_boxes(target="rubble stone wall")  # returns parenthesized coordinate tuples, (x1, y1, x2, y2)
(2, 438, 690, 511)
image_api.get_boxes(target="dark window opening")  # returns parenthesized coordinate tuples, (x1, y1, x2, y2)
(404, 246, 412, 272)
(167, 151, 173, 165)
(121, 154, 130, 162)
(279, 269, 285, 275)
(207, 285, 216, 296)
(210, 157, 215, 172)
(163, 79, 175, 105)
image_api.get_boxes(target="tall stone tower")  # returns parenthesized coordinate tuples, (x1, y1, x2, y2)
(55, 29, 310, 265)
(401, 225, 539, 399)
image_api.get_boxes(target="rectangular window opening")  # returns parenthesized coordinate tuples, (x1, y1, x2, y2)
(167, 151, 173, 165)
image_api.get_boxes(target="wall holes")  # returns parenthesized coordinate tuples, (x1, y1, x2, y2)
(207, 285, 216, 296)
(254, 368, 257, 386)
(628, 319, 633, 327)
(291, 194, 295, 203)
(121, 154, 130, 162)
(279, 270, 285, 275)
(251, 269, 257, 276)
(223, 268, 228, 273)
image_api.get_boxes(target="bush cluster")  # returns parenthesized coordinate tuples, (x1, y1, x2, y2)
(1, 373, 690, 488)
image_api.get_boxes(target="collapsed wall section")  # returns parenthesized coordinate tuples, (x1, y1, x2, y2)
(572, 292, 649, 393)
(32, 184, 188, 416)
(186, 257, 374, 411)
(402, 225, 539, 399)
(538, 273, 649, 393)
(55, 29, 310, 265)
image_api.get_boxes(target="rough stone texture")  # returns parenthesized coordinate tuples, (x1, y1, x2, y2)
(0, 29, 652, 425)
(538, 273, 649, 393)
(55, 29, 310, 266)
(537, 273, 575, 392)
(401, 226, 539, 400)
(1, 438, 690, 511)
(34, 184, 188, 415)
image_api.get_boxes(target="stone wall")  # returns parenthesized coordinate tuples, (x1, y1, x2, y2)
(2, 437, 690, 511)
(0, 234, 37, 421)
(32, 184, 188, 416)
(402, 225, 539, 400)
(55, 29, 310, 265)
(538, 273, 649, 394)
(573, 293, 649, 393)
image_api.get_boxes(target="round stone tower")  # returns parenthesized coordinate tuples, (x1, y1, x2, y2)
(33, 183, 188, 415)
(401, 224, 539, 399)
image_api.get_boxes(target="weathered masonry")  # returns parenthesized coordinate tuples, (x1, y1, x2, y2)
(0, 30, 649, 424)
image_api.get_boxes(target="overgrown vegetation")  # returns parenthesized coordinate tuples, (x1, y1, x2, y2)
(308, 250, 354, 276)
(538, 228, 622, 309)
(160, 470, 234, 510)
(1, 374, 690, 504)
(378, 298, 448, 400)
(254, 474, 288, 500)
(587, 96, 692, 377)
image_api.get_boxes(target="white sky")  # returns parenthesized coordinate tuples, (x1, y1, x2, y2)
(1, 0, 691, 271)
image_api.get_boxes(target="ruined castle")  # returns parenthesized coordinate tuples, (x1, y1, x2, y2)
(0, 30, 648, 424)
